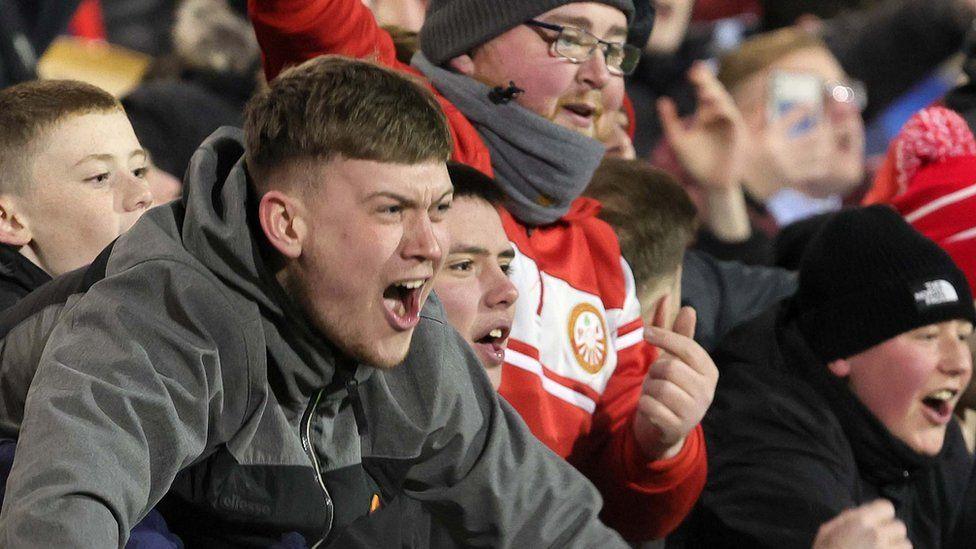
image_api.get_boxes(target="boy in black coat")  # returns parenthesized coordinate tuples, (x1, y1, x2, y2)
(687, 205, 975, 548)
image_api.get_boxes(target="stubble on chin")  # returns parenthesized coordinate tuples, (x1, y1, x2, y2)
(279, 267, 408, 369)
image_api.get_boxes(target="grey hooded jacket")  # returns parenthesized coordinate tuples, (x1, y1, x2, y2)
(0, 128, 626, 548)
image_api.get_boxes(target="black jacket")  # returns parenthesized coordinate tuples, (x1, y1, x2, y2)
(0, 246, 49, 312)
(682, 304, 973, 548)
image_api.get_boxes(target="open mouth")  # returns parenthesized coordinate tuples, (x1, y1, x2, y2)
(921, 388, 957, 424)
(382, 278, 427, 331)
(562, 103, 599, 128)
(472, 325, 511, 368)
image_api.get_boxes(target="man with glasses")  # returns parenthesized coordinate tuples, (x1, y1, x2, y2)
(251, 0, 712, 542)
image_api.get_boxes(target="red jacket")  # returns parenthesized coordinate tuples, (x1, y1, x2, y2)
(250, 0, 706, 539)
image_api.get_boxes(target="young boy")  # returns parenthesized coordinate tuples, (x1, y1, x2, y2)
(0, 79, 154, 309)
(692, 206, 974, 548)
(435, 162, 518, 389)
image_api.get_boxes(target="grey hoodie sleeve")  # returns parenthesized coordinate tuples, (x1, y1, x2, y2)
(0, 260, 250, 548)
(375, 315, 628, 548)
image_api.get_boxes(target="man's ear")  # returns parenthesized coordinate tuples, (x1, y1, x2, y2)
(0, 196, 32, 247)
(448, 54, 476, 76)
(827, 358, 852, 378)
(258, 190, 306, 259)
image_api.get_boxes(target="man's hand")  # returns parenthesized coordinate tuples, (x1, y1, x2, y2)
(813, 500, 912, 549)
(658, 61, 747, 190)
(634, 305, 718, 460)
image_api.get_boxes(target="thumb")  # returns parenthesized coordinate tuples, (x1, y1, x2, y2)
(657, 96, 684, 141)
(672, 306, 697, 339)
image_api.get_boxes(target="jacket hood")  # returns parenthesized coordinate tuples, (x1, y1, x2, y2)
(177, 126, 352, 396)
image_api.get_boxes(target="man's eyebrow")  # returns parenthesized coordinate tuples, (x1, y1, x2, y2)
(364, 188, 454, 206)
(449, 245, 489, 255)
(606, 24, 628, 39)
(545, 15, 592, 29)
(73, 149, 148, 167)
(499, 248, 516, 259)
(545, 16, 628, 40)
(363, 190, 416, 206)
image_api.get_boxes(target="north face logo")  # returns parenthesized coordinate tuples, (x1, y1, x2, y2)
(913, 279, 959, 308)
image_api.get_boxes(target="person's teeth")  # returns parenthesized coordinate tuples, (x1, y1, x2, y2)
(397, 280, 425, 290)
(929, 389, 955, 402)
(489, 328, 503, 339)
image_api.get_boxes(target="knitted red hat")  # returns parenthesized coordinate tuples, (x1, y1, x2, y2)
(883, 106, 976, 294)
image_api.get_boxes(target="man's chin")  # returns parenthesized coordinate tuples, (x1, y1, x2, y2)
(352, 333, 413, 370)
(550, 114, 597, 139)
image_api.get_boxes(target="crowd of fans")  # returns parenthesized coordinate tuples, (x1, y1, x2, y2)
(0, 0, 974, 547)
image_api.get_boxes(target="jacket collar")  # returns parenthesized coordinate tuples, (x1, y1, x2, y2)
(0, 245, 51, 294)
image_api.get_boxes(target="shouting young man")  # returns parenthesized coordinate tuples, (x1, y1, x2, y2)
(0, 56, 628, 548)
(250, 0, 713, 539)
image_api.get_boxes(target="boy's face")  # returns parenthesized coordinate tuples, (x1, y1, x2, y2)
(20, 110, 153, 276)
(434, 196, 517, 388)
(830, 319, 974, 456)
(286, 158, 453, 369)
(467, 2, 628, 139)
(735, 46, 865, 198)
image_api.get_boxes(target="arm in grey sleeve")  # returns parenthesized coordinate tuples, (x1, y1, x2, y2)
(682, 249, 797, 352)
(392, 319, 628, 548)
(0, 260, 250, 548)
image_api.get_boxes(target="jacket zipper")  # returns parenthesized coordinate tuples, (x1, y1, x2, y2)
(300, 387, 334, 548)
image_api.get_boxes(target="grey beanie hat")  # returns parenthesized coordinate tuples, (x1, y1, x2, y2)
(420, 0, 635, 66)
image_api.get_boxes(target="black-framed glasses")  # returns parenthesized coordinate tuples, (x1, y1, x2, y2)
(525, 20, 641, 76)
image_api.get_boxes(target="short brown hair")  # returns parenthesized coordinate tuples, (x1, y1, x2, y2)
(244, 55, 452, 190)
(584, 159, 698, 292)
(0, 79, 122, 194)
(717, 27, 827, 93)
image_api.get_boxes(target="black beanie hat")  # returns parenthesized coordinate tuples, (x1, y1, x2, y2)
(420, 0, 635, 66)
(795, 205, 976, 363)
